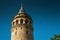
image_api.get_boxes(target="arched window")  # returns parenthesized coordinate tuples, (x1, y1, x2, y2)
(15, 28, 17, 35)
(26, 27, 28, 29)
(20, 19, 23, 24)
(16, 28, 17, 30)
(25, 19, 28, 24)
(21, 27, 22, 29)
(16, 20, 18, 24)
(15, 31, 17, 35)
(26, 31, 28, 35)
(30, 21, 32, 24)
(13, 22, 14, 25)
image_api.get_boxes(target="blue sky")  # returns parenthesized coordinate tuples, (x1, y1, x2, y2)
(0, 0, 60, 40)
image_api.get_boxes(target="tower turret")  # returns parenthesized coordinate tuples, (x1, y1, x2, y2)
(11, 4, 34, 40)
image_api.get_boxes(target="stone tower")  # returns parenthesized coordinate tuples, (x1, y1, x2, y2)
(11, 4, 34, 40)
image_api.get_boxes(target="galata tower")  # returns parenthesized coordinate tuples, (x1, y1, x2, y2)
(11, 4, 34, 40)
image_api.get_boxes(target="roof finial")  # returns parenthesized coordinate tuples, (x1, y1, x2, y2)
(18, 3, 25, 13)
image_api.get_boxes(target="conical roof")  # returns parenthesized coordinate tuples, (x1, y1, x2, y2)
(14, 3, 32, 20)
(18, 3, 25, 13)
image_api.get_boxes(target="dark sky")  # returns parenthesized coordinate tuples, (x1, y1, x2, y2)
(0, 0, 60, 40)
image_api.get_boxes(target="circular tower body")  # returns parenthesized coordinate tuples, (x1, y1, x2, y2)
(11, 4, 34, 40)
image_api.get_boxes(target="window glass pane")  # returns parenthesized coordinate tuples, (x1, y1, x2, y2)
(15, 31, 17, 35)
(16, 20, 18, 24)
(26, 27, 28, 29)
(30, 21, 31, 24)
(20, 19, 23, 24)
(13, 22, 14, 25)
(25, 19, 28, 24)
(26, 31, 28, 35)
(21, 27, 22, 29)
